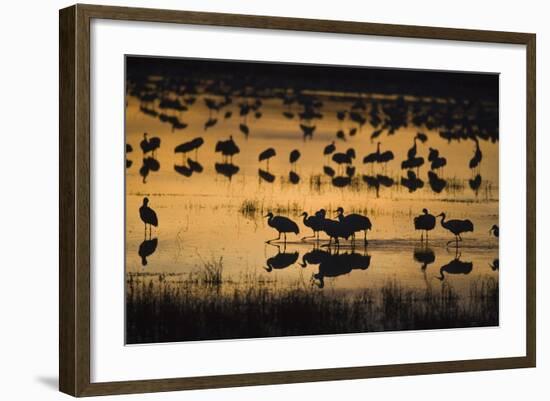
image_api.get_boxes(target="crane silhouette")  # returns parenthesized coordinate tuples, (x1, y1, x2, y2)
(414, 208, 436, 242)
(323, 141, 336, 160)
(174, 137, 204, 162)
(301, 211, 325, 241)
(320, 217, 352, 249)
(438, 213, 474, 247)
(264, 212, 299, 244)
(139, 197, 158, 238)
(489, 224, 499, 238)
(215, 136, 240, 163)
(336, 207, 372, 245)
(469, 138, 482, 171)
(289, 149, 301, 171)
(428, 147, 447, 171)
(332, 148, 355, 174)
(140, 132, 161, 157)
(259, 148, 276, 170)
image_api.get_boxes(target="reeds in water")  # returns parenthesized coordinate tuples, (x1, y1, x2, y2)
(126, 271, 499, 344)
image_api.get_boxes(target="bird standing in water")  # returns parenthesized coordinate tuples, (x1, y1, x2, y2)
(264, 212, 299, 244)
(414, 208, 436, 242)
(139, 197, 158, 238)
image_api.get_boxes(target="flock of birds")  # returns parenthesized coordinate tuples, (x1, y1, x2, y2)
(126, 73, 495, 195)
(139, 196, 497, 250)
(264, 207, 498, 249)
(127, 126, 487, 196)
(137, 197, 498, 285)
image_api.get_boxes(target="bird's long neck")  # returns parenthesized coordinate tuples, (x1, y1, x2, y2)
(437, 268, 445, 281)
(302, 213, 308, 225)
(439, 214, 446, 227)
(376, 143, 381, 154)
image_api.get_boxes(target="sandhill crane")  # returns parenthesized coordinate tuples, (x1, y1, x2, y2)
(438, 213, 474, 247)
(289, 149, 301, 170)
(300, 124, 316, 140)
(336, 207, 372, 245)
(301, 211, 324, 241)
(428, 147, 447, 171)
(264, 212, 299, 243)
(323, 141, 336, 160)
(215, 136, 240, 163)
(174, 137, 204, 162)
(469, 138, 482, 173)
(414, 208, 436, 242)
(321, 217, 353, 248)
(140, 132, 160, 156)
(139, 197, 158, 238)
(259, 148, 276, 170)
(239, 123, 250, 137)
(204, 117, 218, 130)
(332, 148, 355, 174)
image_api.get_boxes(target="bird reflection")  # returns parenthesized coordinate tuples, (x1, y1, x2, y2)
(264, 244, 299, 272)
(401, 170, 424, 192)
(187, 158, 203, 173)
(323, 165, 335, 177)
(139, 157, 160, 183)
(126, 143, 133, 168)
(311, 250, 371, 289)
(469, 174, 482, 194)
(413, 247, 435, 270)
(215, 162, 240, 181)
(332, 176, 351, 188)
(436, 252, 473, 280)
(289, 171, 300, 184)
(138, 238, 158, 266)
(428, 171, 447, 193)
(362, 174, 394, 197)
(259, 169, 275, 183)
(174, 164, 193, 177)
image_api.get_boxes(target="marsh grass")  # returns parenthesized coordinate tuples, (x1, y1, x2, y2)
(126, 272, 499, 344)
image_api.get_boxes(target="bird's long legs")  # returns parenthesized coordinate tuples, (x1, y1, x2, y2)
(266, 232, 281, 244)
(301, 229, 316, 241)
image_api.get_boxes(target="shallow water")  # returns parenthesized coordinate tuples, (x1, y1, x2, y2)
(125, 83, 499, 341)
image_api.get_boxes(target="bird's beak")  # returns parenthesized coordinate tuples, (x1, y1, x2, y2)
(436, 213, 443, 217)
(263, 214, 269, 218)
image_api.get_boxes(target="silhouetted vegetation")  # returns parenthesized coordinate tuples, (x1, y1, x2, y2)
(126, 271, 498, 344)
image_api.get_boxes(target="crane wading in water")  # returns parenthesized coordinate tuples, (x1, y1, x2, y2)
(437, 213, 474, 247)
(264, 212, 299, 244)
(335, 207, 372, 245)
(414, 208, 436, 242)
(139, 197, 158, 238)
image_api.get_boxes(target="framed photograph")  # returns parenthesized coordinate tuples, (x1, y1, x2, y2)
(59, 4, 536, 397)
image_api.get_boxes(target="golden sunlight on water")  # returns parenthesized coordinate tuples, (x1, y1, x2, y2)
(124, 60, 499, 343)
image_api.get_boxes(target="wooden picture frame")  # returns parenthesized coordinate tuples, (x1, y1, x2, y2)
(59, 3, 536, 397)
